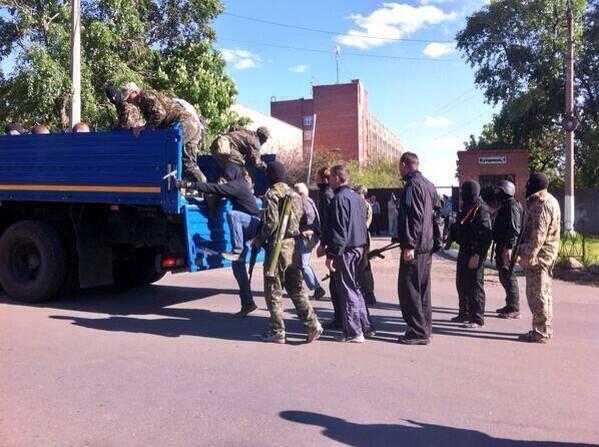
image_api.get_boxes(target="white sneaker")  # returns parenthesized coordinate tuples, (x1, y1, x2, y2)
(335, 333, 365, 343)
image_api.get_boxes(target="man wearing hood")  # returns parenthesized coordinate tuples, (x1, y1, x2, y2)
(517, 172, 561, 343)
(259, 161, 322, 344)
(397, 152, 443, 345)
(492, 180, 523, 319)
(450, 180, 492, 328)
(176, 162, 261, 317)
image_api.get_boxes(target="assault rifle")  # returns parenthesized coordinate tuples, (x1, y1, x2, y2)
(320, 242, 400, 282)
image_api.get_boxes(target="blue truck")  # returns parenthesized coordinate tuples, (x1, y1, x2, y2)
(0, 128, 268, 302)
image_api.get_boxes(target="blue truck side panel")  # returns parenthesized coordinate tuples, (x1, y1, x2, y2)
(0, 130, 182, 213)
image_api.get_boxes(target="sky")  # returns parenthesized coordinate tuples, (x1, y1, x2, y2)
(214, 0, 498, 187)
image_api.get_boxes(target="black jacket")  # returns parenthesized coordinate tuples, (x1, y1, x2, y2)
(324, 185, 368, 257)
(452, 197, 493, 257)
(493, 197, 522, 249)
(317, 183, 335, 232)
(189, 180, 260, 217)
(397, 171, 442, 254)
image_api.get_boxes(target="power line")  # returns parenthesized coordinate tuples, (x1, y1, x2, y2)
(222, 12, 457, 44)
(217, 37, 461, 63)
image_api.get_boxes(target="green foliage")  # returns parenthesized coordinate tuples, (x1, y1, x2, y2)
(0, 0, 237, 138)
(346, 160, 404, 189)
(458, 0, 599, 187)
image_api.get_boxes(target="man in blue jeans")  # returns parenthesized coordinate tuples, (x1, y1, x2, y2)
(294, 183, 326, 300)
(176, 163, 261, 317)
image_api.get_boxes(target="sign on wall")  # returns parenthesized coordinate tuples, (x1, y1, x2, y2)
(478, 155, 507, 165)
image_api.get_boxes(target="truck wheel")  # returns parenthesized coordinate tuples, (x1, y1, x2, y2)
(0, 221, 67, 302)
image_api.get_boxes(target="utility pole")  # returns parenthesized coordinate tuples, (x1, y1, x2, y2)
(306, 114, 317, 185)
(334, 45, 340, 84)
(69, 0, 81, 129)
(564, 0, 576, 233)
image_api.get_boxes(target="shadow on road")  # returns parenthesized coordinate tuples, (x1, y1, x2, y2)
(279, 411, 598, 447)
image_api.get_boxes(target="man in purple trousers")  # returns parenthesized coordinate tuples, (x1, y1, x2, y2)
(323, 165, 372, 343)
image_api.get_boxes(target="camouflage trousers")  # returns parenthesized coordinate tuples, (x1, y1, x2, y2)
(179, 118, 206, 183)
(264, 239, 320, 335)
(525, 264, 554, 338)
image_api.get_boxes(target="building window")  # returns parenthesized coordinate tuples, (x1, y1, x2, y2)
(303, 116, 313, 127)
(303, 130, 312, 141)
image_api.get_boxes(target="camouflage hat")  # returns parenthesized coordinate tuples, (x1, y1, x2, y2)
(120, 82, 141, 101)
(256, 126, 270, 140)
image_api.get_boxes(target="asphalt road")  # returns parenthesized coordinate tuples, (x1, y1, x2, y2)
(1, 239, 598, 447)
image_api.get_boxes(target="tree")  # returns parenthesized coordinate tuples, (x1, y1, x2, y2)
(0, 0, 238, 142)
(457, 0, 599, 187)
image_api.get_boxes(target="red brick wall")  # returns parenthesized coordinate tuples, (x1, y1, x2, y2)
(457, 149, 529, 203)
(270, 98, 313, 129)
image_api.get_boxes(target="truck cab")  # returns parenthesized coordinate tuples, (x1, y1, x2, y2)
(0, 128, 268, 302)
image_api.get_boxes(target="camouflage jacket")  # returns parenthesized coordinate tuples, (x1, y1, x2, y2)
(261, 182, 302, 243)
(518, 189, 561, 268)
(139, 90, 192, 129)
(227, 129, 264, 168)
(117, 102, 144, 130)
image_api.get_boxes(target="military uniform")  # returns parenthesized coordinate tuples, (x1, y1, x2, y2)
(210, 128, 266, 184)
(138, 90, 205, 183)
(117, 102, 144, 130)
(261, 182, 321, 340)
(518, 189, 561, 339)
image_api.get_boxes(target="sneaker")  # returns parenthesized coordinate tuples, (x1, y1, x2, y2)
(334, 333, 365, 343)
(397, 335, 430, 345)
(221, 251, 242, 262)
(364, 327, 377, 338)
(311, 287, 326, 301)
(496, 305, 510, 314)
(462, 322, 483, 328)
(322, 319, 343, 331)
(498, 311, 520, 320)
(234, 303, 257, 318)
(450, 315, 469, 323)
(261, 332, 286, 344)
(306, 325, 324, 343)
(518, 331, 548, 344)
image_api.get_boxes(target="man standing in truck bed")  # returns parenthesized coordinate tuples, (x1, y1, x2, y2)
(120, 82, 206, 183)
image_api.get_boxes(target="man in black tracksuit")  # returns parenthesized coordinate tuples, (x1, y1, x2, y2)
(450, 180, 493, 328)
(177, 163, 261, 317)
(397, 152, 443, 345)
(492, 180, 522, 319)
(323, 165, 371, 343)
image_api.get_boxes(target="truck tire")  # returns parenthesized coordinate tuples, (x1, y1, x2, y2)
(113, 246, 162, 288)
(0, 221, 67, 302)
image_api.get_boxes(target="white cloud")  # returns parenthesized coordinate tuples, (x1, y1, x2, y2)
(336, 3, 457, 50)
(220, 48, 261, 70)
(424, 115, 453, 127)
(420, 0, 454, 4)
(423, 42, 456, 58)
(412, 136, 466, 185)
(289, 64, 309, 73)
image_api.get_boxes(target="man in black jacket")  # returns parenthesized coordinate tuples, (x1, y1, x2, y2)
(323, 165, 372, 343)
(176, 163, 260, 317)
(450, 180, 493, 328)
(492, 180, 522, 319)
(397, 152, 442, 345)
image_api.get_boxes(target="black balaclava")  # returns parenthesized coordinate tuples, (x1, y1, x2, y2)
(267, 161, 286, 186)
(525, 172, 549, 198)
(223, 162, 243, 182)
(460, 180, 480, 206)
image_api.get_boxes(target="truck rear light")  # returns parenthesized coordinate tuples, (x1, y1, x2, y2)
(161, 256, 184, 269)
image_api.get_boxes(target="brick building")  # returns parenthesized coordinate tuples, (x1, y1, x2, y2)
(457, 148, 529, 202)
(270, 80, 403, 165)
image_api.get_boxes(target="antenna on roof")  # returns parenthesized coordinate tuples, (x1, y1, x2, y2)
(334, 45, 341, 84)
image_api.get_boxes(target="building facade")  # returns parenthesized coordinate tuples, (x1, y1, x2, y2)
(457, 148, 529, 203)
(270, 80, 403, 165)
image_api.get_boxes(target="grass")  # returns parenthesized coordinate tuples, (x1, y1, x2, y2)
(558, 233, 599, 268)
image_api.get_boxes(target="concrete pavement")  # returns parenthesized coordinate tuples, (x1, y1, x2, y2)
(1, 239, 598, 447)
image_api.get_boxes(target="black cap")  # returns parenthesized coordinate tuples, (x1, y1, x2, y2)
(5, 122, 26, 135)
(267, 161, 286, 185)
(105, 85, 124, 105)
(526, 172, 549, 197)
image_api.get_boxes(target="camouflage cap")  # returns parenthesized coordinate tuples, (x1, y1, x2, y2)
(120, 82, 141, 101)
(256, 126, 270, 140)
